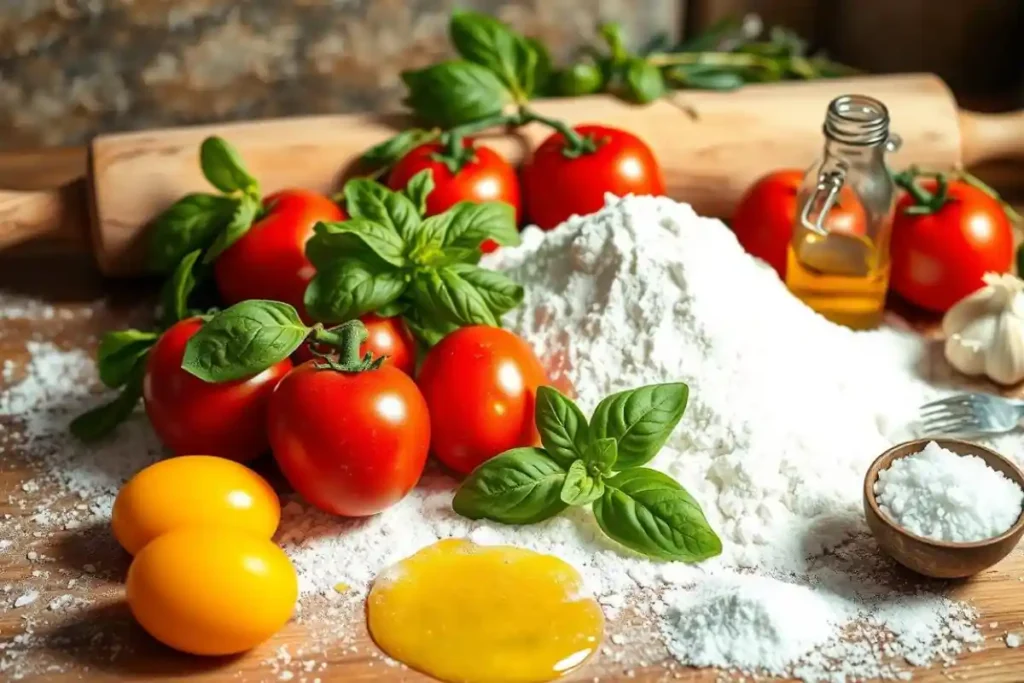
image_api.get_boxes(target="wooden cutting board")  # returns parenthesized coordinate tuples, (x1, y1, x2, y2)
(1, 260, 1024, 682)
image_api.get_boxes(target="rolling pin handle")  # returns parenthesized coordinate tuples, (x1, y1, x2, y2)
(0, 183, 88, 253)
(959, 110, 1024, 167)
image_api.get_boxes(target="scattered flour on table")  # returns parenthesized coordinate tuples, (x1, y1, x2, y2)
(874, 440, 1024, 542)
(6, 195, 1023, 680)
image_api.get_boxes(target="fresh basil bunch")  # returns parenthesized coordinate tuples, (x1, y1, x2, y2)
(453, 383, 722, 562)
(305, 169, 523, 345)
(148, 137, 264, 274)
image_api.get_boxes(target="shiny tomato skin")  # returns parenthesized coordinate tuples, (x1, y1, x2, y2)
(521, 124, 665, 230)
(731, 170, 867, 278)
(388, 141, 521, 254)
(417, 326, 547, 475)
(268, 363, 430, 517)
(890, 180, 1014, 313)
(291, 314, 417, 376)
(143, 318, 291, 463)
(213, 189, 344, 319)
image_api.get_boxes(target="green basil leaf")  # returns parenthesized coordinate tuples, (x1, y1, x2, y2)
(624, 58, 665, 103)
(526, 38, 553, 95)
(343, 178, 421, 244)
(361, 129, 437, 168)
(304, 259, 406, 324)
(535, 385, 589, 467)
(402, 310, 459, 347)
(181, 300, 309, 382)
(313, 218, 406, 268)
(560, 459, 605, 506)
(401, 61, 511, 127)
(585, 437, 618, 475)
(306, 223, 393, 271)
(376, 299, 409, 318)
(410, 265, 522, 330)
(446, 264, 523, 317)
(449, 10, 536, 99)
(202, 194, 261, 264)
(441, 201, 520, 250)
(96, 329, 158, 389)
(667, 66, 745, 91)
(402, 169, 436, 216)
(199, 136, 259, 196)
(600, 22, 628, 64)
(70, 364, 144, 442)
(408, 213, 451, 264)
(452, 447, 567, 524)
(159, 249, 202, 327)
(409, 268, 496, 329)
(1017, 245, 1024, 279)
(555, 63, 604, 96)
(594, 468, 722, 562)
(148, 193, 235, 273)
(590, 383, 688, 469)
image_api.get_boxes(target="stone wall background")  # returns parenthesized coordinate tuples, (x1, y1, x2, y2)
(0, 0, 681, 149)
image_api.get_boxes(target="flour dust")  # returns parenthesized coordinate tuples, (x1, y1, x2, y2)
(3, 196, 1020, 681)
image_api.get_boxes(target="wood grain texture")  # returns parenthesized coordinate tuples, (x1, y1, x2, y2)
(2, 73, 1023, 275)
(87, 73, 973, 275)
(1, 200, 1024, 682)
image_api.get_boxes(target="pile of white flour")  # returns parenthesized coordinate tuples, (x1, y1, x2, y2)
(4, 195, 1019, 680)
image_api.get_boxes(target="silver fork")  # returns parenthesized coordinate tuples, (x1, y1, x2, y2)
(919, 393, 1024, 437)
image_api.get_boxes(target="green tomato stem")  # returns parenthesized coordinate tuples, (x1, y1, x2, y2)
(311, 320, 384, 372)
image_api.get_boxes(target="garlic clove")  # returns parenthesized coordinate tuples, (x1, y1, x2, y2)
(984, 310, 1024, 386)
(942, 282, 997, 337)
(945, 329, 991, 377)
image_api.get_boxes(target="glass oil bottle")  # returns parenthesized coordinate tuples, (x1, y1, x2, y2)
(785, 95, 901, 330)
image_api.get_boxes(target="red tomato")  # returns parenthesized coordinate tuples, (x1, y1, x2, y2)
(214, 189, 344, 319)
(388, 141, 521, 254)
(291, 314, 417, 376)
(143, 318, 291, 462)
(521, 125, 665, 230)
(731, 170, 867, 278)
(268, 362, 430, 517)
(417, 326, 547, 474)
(890, 180, 1014, 313)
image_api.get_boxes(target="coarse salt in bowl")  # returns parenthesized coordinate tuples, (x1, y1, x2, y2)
(874, 440, 1024, 543)
(863, 438, 1024, 578)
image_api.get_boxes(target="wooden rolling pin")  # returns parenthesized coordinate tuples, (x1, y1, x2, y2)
(1, 73, 1022, 277)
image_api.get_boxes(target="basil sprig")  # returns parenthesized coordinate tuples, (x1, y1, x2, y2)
(71, 250, 208, 442)
(453, 383, 722, 563)
(304, 169, 523, 346)
(147, 136, 265, 274)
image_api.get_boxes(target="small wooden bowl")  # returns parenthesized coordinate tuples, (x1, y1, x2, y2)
(864, 438, 1024, 579)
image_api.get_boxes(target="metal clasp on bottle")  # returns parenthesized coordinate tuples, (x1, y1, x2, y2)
(800, 169, 846, 236)
(799, 132, 902, 236)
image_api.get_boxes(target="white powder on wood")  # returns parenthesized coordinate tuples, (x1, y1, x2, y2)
(2, 196, 1015, 680)
(874, 441, 1024, 542)
(660, 573, 849, 675)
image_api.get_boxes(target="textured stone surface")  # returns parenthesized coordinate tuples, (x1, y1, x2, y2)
(0, 0, 679, 149)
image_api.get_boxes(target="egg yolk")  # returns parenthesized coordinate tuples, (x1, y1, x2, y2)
(367, 539, 604, 683)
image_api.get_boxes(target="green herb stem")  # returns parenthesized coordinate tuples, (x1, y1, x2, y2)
(646, 50, 768, 70)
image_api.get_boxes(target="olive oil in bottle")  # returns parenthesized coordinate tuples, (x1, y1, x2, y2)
(785, 95, 900, 330)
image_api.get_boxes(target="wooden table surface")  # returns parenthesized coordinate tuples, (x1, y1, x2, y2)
(2, 151, 1024, 682)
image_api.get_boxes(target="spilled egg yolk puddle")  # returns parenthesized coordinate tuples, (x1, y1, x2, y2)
(367, 539, 604, 683)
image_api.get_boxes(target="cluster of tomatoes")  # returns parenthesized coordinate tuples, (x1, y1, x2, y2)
(388, 124, 665, 239)
(139, 123, 664, 519)
(731, 169, 1015, 314)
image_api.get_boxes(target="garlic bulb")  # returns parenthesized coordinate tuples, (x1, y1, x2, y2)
(942, 273, 1024, 386)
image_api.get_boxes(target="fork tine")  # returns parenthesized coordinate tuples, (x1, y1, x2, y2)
(920, 417, 982, 436)
(919, 394, 981, 410)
